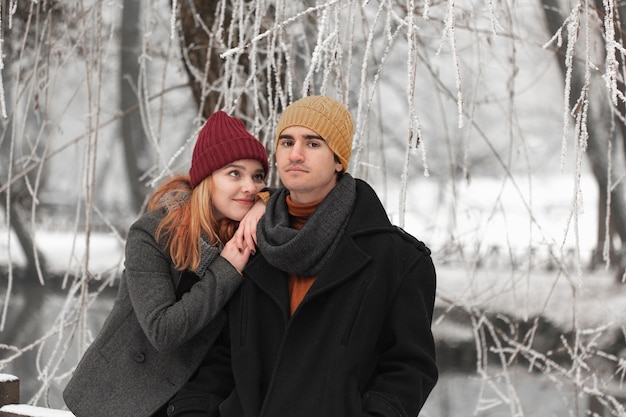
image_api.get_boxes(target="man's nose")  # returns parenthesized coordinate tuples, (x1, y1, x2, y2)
(289, 141, 305, 161)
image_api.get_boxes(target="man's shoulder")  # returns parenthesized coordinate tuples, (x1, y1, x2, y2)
(351, 178, 388, 221)
(354, 177, 378, 195)
(349, 221, 432, 258)
(392, 226, 432, 256)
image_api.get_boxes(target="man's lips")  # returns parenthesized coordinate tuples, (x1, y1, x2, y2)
(285, 165, 307, 173)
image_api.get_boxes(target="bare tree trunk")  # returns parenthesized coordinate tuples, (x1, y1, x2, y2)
(120, 0, 148, 213)
(541, 0, 626, 280)
(178, 0, 279, 119)
(5, 195, 47, 277)
(178, 0, 228, 119)
(0, 3, 48, 278)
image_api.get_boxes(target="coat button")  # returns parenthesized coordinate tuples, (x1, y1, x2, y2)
(133, 352, 145, 363)
(166, 404, 175, 416)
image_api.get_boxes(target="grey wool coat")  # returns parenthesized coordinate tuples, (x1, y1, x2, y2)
(63, 208, 244, 417)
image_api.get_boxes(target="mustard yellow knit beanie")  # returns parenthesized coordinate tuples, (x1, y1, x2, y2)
(276, 96, 354, 171)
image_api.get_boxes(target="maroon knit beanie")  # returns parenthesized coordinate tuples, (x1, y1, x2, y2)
(189, 111, 269, 189)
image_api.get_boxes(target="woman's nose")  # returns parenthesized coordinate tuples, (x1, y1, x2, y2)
(242, 176, 257, 193)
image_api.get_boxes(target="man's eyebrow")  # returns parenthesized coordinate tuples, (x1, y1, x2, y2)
(278, 133, 325, 141)
(303, 134, 324, 140)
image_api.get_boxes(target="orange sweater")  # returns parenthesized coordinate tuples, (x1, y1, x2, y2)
(286, 195, 322, 315)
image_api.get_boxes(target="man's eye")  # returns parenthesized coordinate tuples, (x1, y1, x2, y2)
(280, 140, 293, 147)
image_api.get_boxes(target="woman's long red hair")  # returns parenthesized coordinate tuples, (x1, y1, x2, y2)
(147, 174, 238, 271)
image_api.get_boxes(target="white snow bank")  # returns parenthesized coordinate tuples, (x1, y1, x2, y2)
(0, 404, 74, 417)
(0, 175, 600, 276)
(381, 174, 599, 262)
(435, 266, 626, 330)
(0, 231, 124, 274)
(0, 373, 18, 383)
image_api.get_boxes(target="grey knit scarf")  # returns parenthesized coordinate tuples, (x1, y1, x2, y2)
(257, 174, 356, 276)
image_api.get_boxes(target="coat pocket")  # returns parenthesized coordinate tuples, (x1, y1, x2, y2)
(341, 280, 369, 346)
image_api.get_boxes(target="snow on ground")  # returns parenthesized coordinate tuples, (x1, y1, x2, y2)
(435, 265, 626, 331)
(1, 174, 599, 273)
(0, 404, 75, 417)
(1, 227, 125, 276)
(387, 173, 599, 263)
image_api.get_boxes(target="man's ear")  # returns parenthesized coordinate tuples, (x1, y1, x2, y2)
(334, 155, 343, 173)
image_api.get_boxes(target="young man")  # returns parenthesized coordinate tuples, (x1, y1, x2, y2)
(167, 96, 438, 417)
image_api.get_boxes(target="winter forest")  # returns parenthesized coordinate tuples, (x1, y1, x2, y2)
(1, 0, 625, 416)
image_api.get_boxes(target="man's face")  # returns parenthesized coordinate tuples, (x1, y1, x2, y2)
(276, 125, 343, 204)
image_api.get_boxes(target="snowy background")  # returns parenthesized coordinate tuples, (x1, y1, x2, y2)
(1, 1, 626, 416)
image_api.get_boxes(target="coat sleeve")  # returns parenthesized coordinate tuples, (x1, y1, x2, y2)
(362, 247, 439, 417)
(123, 213, 244, 352)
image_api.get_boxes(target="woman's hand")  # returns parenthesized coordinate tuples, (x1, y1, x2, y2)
(222, 199, 266, 273)
(233, 199, 266, 253)
(220, 238, 252, 274)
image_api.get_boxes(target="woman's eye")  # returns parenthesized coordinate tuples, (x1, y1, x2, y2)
(253, 174, 265, 182)
(229, 170, 240, 177)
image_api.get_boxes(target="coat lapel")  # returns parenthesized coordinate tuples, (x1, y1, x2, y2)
(306, 234, 370, 297)
(245, 254, 291, 316)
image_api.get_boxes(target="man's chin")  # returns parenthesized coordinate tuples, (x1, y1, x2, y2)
(281, 176, 306, 189)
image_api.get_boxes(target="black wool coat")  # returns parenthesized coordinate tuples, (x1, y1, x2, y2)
(170, 179, 438, 417)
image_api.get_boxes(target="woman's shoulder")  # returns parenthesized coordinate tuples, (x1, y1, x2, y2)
(125, 208, 170, 260)
(129, 208, 167, 235)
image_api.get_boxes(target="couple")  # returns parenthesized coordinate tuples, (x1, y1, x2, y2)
(63, 96, 439, 417)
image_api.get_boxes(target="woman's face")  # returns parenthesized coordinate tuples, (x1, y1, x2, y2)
(211, 159, 266, 221)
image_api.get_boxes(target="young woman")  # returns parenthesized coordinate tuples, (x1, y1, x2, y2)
(63, 110, 269, 417)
